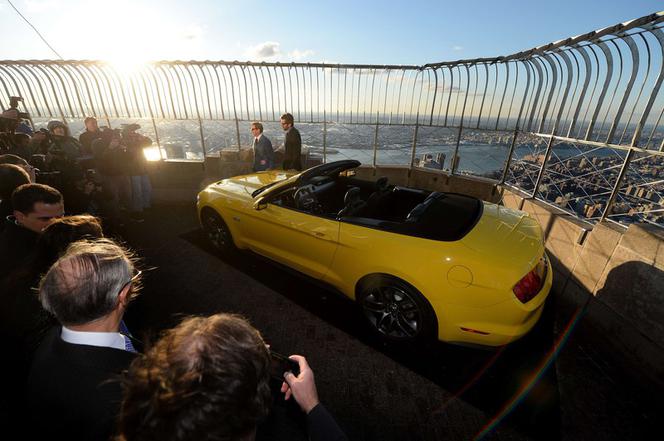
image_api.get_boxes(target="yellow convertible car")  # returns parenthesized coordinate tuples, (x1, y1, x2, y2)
(197, 160, 552, 346)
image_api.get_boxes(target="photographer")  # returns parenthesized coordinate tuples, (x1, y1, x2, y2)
(92, 128, 131, 226)
(42, 120, 85, 206)
(118, 313, 347, 441)
(0, 109, 19, 153)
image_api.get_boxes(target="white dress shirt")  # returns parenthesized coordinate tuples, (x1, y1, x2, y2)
(61, 326, 129, 351)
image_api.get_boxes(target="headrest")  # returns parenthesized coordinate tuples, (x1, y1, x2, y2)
(344, 187, 361, 205)
(376, 176, 388, 191)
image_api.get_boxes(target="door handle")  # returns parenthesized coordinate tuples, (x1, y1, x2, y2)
(313, 231, 325, 237)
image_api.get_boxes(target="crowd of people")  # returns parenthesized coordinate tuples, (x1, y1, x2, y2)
(1, 105, 154, 226)
(1, 100, 344, 440)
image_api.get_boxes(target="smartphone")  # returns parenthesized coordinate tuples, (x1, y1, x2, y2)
(270, 351, 300, 380)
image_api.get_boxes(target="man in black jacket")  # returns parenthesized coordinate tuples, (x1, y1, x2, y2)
(26, 238, 141, 441)
(0, 183, 63, 280)
(280, 113, 303, 171)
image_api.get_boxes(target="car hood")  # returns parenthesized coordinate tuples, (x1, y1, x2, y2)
(461, 202, 545, 267)
(212, 170, 296, 196)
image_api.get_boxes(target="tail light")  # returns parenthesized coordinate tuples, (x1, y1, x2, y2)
(513, 254, 548, 304)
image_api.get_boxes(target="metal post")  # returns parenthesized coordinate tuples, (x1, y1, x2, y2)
(531, 134, 556, 198)
(198, 116, 207, 158)
(235, 118, 241, 150)
(451, 125, 463, 175)
(500, 127, 520, 184)
(323, 119, 327, 163)
(372, 120, 379, 168)
(409, 122, 419, 175)
(151, 117, 164, 161)
(599, 149, 634, 223)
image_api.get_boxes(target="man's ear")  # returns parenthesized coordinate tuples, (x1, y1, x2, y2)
(14, 210, 27, 225)
(118, 283, 131, 308)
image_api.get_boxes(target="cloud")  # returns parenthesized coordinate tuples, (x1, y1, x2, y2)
(288, 49, 314, 61)
(452, 45, 464, 51)
(245, 41, 281, 60)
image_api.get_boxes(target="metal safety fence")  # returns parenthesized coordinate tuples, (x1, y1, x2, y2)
(1, 11, 663, 228)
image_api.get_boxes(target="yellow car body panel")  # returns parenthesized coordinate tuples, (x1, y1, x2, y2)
(197, 165, 553, 346)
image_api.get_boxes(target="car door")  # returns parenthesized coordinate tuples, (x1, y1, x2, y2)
(239, 201, 340, 280)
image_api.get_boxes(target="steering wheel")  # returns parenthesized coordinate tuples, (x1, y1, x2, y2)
(294, 185, 320, 213)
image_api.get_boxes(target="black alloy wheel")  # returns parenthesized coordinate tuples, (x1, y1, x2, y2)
(203, 211, 235, 252)
(358, 277, 436, 342)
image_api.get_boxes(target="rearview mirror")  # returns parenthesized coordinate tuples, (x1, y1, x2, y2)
(253, 197, 268, 210)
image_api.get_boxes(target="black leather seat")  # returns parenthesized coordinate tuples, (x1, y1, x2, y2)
(337, 187, 366, 218)
(364, 176, 391, 217)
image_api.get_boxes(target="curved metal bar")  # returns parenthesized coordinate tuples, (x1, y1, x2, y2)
(156, 64, 179, 119)
(33, 64, 66, 120)
(285, 65, 294, 115)
(504, 61, 520, 130)
(551, 50, 574, 134)
(223, 65, 239, 122)
(356, 68, 362, 123)
(586, 40, 624, 140)
(210, 64, 227, 120)
(620, 33, 654, 145)
(641, 28, 664, 147)
(606, 35, 640, 143)
(178, 64, 202, 120)
(525, 58, 544, 131)
(494, 61, 511, 130)
(537, 54, 559, 133)
(43, 64, 75, 117)
(145, 65, 168, 119)
(65, 63, 96, 117)
(264, 64, 276, 121)
(567, 45, 592, 137)
(198, 65, 215, 120)
(583, 43, 610, 140)
(467, 64, 479, 127)
(444, 66, 454, 126)
(515, 60, 532, 128)
(294, 65, 302, 121)
(81, 63, 110, 121)
(368, 68, 377, 123)
(105, 65, 133, 117)
(168, 63, 190, 119)
(475, 63, 489, 128)
(53, 63, 85, 117)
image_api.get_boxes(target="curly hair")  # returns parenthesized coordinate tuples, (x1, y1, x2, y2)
(119, 313, 272, 441)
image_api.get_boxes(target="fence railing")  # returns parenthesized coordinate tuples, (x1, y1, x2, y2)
(1, 11, 663, 228)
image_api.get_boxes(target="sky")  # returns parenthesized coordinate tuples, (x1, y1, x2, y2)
(0, 0, 662, 65)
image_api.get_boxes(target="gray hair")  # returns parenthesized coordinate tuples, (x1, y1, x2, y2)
(39, 238, 140, 326)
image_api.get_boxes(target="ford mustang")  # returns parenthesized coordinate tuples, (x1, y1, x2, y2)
(197, 160, 552, 346)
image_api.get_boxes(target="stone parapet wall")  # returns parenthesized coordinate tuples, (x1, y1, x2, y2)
(502, 188, 664, 387)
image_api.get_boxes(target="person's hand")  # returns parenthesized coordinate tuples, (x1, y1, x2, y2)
(280, 355, 320, 414)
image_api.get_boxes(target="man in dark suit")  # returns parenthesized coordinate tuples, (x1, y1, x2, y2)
(280, 112, 302, 171)
(0, 183, 63, 279)
(25, 238, 141, 441)
(251, 122, 274, 171)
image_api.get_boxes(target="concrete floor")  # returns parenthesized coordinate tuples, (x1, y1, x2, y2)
(119, 203, 663, 440)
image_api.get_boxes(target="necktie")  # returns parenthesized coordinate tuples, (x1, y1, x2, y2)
(120, 319, 137, 353)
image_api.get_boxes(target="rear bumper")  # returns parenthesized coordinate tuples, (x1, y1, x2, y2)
(437, 256, 553, 347)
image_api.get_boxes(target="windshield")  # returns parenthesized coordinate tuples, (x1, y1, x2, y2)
(251, 174, 298, 198)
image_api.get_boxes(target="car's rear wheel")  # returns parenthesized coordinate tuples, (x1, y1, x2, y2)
(357, 276, 437, 342)
(202, 210, 236, 252)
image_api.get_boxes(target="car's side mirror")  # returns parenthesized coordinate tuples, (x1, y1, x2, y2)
(253, 197, 268, 211)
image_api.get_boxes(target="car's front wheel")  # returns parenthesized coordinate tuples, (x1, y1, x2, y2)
(357, 276, 437, 342)
(202, 210, 236, 252)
